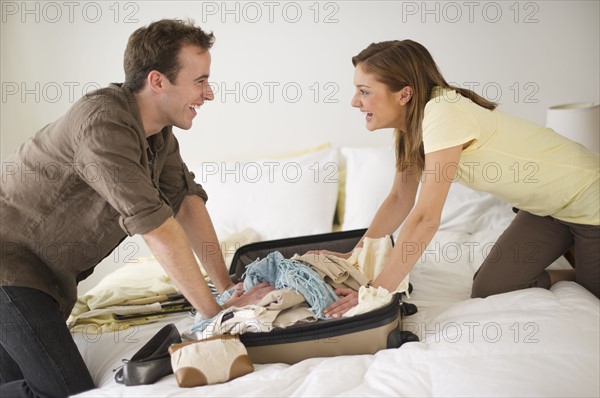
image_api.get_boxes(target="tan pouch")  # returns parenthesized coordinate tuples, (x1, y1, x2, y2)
(168, 335, 254, 387)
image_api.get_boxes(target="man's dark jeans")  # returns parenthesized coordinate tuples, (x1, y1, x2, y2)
(0, 286, 95, 398)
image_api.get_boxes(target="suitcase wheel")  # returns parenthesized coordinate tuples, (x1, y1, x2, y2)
(399, 331, 420, 345)
(400, 302, 418, 317)
(387, 330, 420, 348)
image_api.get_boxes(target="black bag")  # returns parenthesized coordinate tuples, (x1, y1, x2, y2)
(114, 323, 181, 386)
(228, 229, 418, 364)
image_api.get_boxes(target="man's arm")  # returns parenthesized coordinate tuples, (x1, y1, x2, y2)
(144, 195, 274, 318)
(142, 216, 222, 318)
(175, 195, 233, 293)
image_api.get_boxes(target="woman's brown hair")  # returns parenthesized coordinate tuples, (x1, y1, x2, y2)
(352, 40, 497, 175)
(123, 19, 215, 93)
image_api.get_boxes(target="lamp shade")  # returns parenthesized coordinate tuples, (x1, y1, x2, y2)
(546, 103, 599, 153)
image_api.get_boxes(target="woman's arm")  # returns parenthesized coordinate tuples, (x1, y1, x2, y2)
(325, 144, 463, 317)
(372, 145, 461, 290)
(314, 167, 420, 259)
(359, 167, 420, 245)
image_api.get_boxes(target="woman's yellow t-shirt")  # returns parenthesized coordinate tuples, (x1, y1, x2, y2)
(422, 87, 599, 225)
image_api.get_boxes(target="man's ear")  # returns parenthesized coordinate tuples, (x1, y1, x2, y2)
(147, 70, 164, 92)
(398, 85, 413, 105)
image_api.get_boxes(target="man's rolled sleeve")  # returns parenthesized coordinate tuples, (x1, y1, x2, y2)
(119, 202, 173, 236)
(159, 135, 208, 215)
(184, 164, 209, 203)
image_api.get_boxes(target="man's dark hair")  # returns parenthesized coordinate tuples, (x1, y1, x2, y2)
(123, 19, 215, 93)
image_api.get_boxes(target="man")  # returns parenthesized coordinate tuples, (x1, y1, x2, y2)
(0, 19, 273, 397)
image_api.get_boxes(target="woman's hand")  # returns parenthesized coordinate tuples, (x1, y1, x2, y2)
(223, 282, 275, 309)
(323, 288, 359, 318)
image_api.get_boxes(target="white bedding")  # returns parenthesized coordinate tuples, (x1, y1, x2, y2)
(72, 147, 599, 397)
(72, 230, 599, 397)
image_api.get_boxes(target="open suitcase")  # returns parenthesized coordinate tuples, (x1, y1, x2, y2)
(228, 228, 419, 364)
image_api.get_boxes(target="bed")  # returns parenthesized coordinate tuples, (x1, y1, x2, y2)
(71, 146, 600, 397)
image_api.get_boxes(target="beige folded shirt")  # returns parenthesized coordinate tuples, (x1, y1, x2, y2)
(293, 253, 369, 291)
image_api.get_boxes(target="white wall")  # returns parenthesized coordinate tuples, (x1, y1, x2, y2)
(1, 0, 598, 292)
(2, 1, 599, 162)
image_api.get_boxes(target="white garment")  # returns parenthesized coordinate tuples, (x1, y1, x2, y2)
(348, 236, 410, 295)
(196, 305, 279, 340)
(342, 286, 393, 317)
(195, 290, 316, 339)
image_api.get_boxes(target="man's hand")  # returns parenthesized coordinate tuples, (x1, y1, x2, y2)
(222, 282, 244, 294)
(323, 288, 358, 318)
(223, 282, 275, 308)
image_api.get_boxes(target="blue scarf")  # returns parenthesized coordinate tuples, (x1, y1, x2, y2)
(243, 251, 338, 319)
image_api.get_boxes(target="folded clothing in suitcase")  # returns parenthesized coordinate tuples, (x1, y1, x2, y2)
(228, 229, 418, 365)
(229, 229, 369, 282)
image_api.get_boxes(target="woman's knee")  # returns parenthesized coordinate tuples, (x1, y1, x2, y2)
(470, 266, 498, 298)
(471, 270, 495, 298)
(471, 267, 551, 298)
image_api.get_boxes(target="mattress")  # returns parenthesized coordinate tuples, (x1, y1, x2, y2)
(72, 218, 599, 397)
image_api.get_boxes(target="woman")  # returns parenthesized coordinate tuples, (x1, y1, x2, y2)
(324, 40, 599, 318)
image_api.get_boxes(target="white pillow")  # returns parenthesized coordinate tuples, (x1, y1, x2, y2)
(439, 184, 515, 233)
(340, 146, 396, 231)
(188, 149, 340, 241)
(339, 146, 514, 234)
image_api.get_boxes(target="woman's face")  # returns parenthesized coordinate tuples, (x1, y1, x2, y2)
(351, 64, 407, 131)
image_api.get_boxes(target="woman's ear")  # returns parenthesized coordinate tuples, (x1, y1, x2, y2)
(398, 86, 414, 105)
